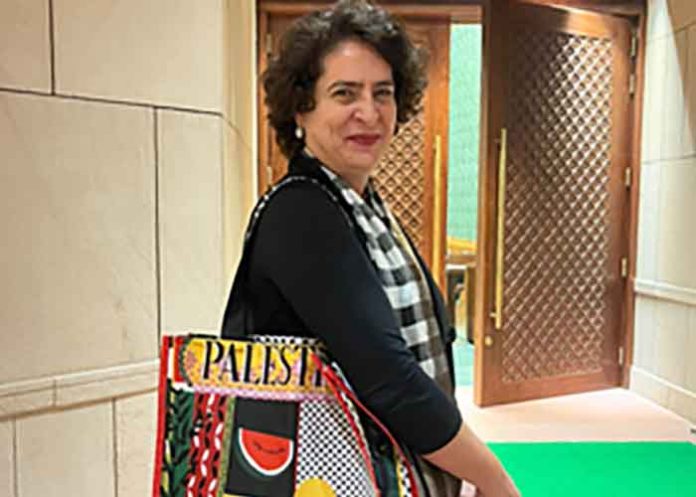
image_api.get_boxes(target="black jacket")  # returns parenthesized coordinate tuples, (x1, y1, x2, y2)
(221, 152, 461, 454)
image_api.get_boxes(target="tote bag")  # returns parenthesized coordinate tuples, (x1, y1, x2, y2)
(151, 178, 421, 497)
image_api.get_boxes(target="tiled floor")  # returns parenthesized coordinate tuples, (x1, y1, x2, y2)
(455, 387, 694, 443)
(452, 337, 693, 443)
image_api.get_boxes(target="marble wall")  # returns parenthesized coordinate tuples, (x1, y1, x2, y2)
(632, 0, 696, 424)
(0, 1, 256, 495)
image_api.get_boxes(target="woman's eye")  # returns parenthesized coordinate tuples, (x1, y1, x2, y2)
(333, 89, 353, 98)
(376, 89, 394, 99)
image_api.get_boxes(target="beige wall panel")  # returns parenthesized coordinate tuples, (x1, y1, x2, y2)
(653, 300, 690, 385)
(640, 37, 653, 161)
(647, 0, 669, 41)
(0, 378, 54, 418)
(661, 32, 688, 160)
(0, 421, 13, 497)
(0, 0, 51, 92)
(159, 111, 225, 334)
(635, 1, 696, 423)
(648, 0, 696, 41)
(16, 403, 115, 497)
(54, 0, 223, 112)
(641, 37, 666, 162)
(223, 124, 252, 293)
(666, 0, 696, 33)
(116, 392, 157, 497)
(685, 307, 696, 392)
(227, 0, 256, 149)
(0, 92, 157, 384)
(656, 158, 696, 289)
(633, 297, 658, 371)
(667, 386, 696, 424)
(636, 163, 661, 281)
(630, 367, 670, 405)
(684, 24, 696, 157)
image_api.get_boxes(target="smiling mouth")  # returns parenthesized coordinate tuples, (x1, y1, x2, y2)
(348, 135, 381, 147)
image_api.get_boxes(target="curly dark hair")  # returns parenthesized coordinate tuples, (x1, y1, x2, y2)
(263, 0, 428, 158)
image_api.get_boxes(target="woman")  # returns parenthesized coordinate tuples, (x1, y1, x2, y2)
(222, 1, 520, 496)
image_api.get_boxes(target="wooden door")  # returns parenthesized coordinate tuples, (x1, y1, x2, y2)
(475, 0, 634, 406)
(258, 11, 450, 279)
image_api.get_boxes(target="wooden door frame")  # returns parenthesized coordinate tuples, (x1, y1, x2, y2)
(623, 7, 647, 388)
(474, 0, 646, 406)
(258, 0, 644, 17)
(258, 1, 481, 21)
(519, 0, 644, 16)
(473, 0, 504, 406)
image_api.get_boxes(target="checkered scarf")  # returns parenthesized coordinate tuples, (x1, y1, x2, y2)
(319, 166, 453, 393)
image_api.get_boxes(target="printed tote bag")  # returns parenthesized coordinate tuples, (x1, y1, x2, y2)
(151, 178, 420, 497)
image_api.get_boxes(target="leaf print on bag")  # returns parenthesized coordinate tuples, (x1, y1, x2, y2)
(161, 381, 195, 497)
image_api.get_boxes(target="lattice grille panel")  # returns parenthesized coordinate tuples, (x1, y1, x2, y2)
(501, 30, 614, 383)
(373, 110, 426, 253)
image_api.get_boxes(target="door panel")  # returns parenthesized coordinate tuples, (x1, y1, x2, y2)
(373, 107, 430, 262)
(476, 1, 631, 406)
(259, 14, 449, 276)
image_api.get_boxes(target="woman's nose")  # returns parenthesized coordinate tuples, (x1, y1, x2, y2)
(353, 96, 380, 125)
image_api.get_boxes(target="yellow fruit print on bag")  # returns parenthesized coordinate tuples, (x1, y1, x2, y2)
(294, 478, 337, 497)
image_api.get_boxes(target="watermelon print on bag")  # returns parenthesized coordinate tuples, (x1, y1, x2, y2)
(225, 398, 298, 495)
(152, 335, 420, 497)
(237, 428, 294, 476)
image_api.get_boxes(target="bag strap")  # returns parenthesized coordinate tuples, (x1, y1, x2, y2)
(220, 176, 353, 338)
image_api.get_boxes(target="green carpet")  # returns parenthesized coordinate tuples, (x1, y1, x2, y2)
(489, 442, 696, 497)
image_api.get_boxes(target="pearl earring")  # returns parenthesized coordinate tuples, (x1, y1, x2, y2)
(295, 126, 304, 140)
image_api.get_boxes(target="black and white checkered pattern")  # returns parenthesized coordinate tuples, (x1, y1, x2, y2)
(296, 399, 377, 497)
(320, 166, 452, 391)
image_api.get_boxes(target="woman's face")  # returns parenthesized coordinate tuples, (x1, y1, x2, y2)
(296, 39, 397, 188)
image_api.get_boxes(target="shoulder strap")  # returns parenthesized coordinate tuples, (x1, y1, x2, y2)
(219, 175, 352, 337)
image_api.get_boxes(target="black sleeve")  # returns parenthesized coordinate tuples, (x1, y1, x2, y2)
(251, 182, 462, 454)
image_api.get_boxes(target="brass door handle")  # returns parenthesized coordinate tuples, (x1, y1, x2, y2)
(490, 128, 507, 331)
(432, 135, 444, 281)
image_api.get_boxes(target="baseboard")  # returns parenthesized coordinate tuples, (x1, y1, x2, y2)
(631, 366, 696, 425)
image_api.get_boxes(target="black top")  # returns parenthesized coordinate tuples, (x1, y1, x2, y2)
(221, 153, 462, 454)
